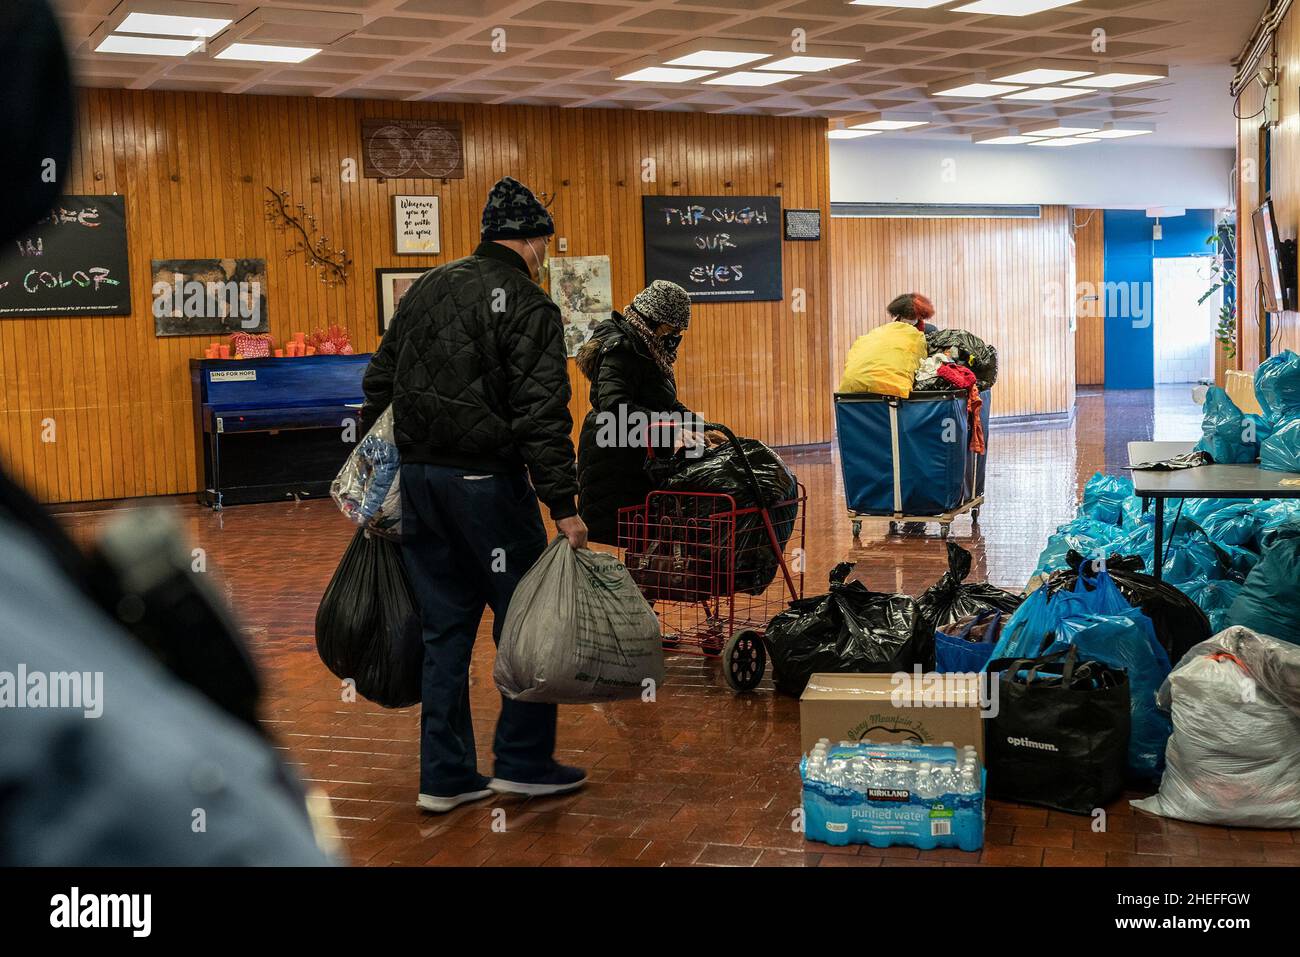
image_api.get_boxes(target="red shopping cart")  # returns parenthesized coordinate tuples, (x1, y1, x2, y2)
(617, 424, 806, 692)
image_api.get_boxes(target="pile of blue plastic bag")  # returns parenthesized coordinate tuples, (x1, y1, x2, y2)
(1033, 472, 1300, 647)
(988, 567, 1172, 780)
(1194, 349, 1300, 471)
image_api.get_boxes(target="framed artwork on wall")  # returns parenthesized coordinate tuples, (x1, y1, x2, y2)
(152, 258, 269, 336)
(547, 255, 612, 357)
(376, 268, 426, 334)
(362, 118, 465, 179)
(783, 208, 822, 242)
(393, 195, 440, 255)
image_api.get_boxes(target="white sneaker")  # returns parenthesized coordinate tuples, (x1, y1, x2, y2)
(416, 789, 493, 813)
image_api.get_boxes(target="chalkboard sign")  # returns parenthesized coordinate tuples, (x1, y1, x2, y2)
(642, 195, 783, 303)
(0, 195, 131, 318)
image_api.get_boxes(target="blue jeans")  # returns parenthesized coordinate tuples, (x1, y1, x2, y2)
(399, 463, 556, 796)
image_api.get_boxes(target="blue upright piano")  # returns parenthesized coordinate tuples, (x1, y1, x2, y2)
(189, 354, 371, 508)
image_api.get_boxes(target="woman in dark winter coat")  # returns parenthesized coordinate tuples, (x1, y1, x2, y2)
(576, 280, 705, 546)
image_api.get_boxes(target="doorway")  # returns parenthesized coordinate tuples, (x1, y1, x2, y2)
(1152, 255, 1220, 384)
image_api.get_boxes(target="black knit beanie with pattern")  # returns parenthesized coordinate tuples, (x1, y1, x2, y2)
(481, 176, 555, 241)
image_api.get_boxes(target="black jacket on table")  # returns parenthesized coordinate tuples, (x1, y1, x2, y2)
(361, 242, 579, 521)
(576, 313, 694, 546)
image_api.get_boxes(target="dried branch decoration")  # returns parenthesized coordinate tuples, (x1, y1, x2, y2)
(264, 187, 352, 287)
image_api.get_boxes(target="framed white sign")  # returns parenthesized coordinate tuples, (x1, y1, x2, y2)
(393, 195, 440, 255)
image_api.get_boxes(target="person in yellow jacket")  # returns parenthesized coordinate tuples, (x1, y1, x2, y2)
(838, 293, 936, 397)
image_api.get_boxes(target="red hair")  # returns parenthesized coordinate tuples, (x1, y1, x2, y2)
(887, 292, 935, 330)
(910, 293, 935, 322)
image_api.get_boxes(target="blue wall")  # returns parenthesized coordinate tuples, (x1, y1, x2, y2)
(1103, 208, 1217, 389)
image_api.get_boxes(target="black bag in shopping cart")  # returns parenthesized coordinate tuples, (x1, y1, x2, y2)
(315, 528, 423, 708)
(624, 496, 720, 603)
(642, 425, 798, 594)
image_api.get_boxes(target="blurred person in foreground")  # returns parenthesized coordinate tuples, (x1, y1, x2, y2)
(0, 0, 331, 865)
(361, 177, 589, 812)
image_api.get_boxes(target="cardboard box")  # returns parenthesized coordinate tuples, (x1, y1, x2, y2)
(799, 673, 986, 761)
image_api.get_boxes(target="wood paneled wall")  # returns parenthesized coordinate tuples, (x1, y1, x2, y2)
(1237, 14, 1300, 367)
(0, 89, 831, 504)
(829, 208, 1076, 418)
(1237, 103, 1265, 370)
(1073, 208, 1105, 386)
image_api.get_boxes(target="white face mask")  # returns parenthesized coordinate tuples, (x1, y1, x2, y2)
(525, 236, 548, 277)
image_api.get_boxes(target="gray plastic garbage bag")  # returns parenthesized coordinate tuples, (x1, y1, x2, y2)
(494, 538, 665, 704)
(1132, 627, 1300, 828)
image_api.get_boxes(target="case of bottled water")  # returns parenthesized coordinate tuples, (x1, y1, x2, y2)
(801, 739, 984, 851)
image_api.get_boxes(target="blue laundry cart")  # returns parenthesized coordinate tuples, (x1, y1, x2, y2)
(835, 390, 991, 539)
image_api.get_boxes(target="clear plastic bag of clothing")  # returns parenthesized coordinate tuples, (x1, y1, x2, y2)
(494, 538, 665, 704)
(1132, 627, 1300, 828)
(331, 406, 402, 538)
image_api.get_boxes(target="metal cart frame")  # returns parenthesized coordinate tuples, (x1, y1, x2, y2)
(617, 424, 806, 692)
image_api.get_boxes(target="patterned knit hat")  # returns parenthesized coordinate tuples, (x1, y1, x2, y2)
(628, 280, 691, 331)
(481, 176, 554, 241)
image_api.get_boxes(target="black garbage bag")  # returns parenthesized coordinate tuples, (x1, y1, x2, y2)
(926, 328, 999, 391)
(1045, 551, 1211, 663)
(643, 429, 797, 595)
(765, 562, 932, 697)
(917, 541, 1024, 633)
(315, 528, 423, 708)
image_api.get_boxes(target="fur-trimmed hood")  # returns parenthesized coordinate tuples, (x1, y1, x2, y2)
(576, 312, 640, 380)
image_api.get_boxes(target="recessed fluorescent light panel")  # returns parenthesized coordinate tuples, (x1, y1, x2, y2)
(932, 81, 1026, 98)
(954, 0, 1087, 15)
(704, 71, 800, 87)
(616, 66, 715, 82)
(1083, 123, 1156, 139)
(828, 130, 880, 139)
(1002, 86, 1089, 101)
(854, 119, 929, 130)
(95, 34, 203, 56)
(974, 133, 1038, 145)
(991, 61, 1095, 85)
(215, 43, 321, 63)
(665, 50, 769, 68)
(758, 55, 859, 72)
(1022, 123, 1100, 137)
(850, 0, 951, 6)
(1028, 137, 1097, 147)
(1065, 65, 1168, 88)
(117, 12, 231, 37)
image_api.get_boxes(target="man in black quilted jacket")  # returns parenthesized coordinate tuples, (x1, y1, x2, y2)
(362, 177, 589, 812)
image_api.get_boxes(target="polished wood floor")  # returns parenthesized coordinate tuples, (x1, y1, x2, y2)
(59, 387, 1300, 866)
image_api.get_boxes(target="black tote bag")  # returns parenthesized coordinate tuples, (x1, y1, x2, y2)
(986, 647, 1130, 815)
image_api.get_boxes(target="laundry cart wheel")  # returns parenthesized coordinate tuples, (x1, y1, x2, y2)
(940, 523, 951, 539)
(852, 520, 862, 538)
(722, 629, 766, 693)
(888, 521, 899, 535)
